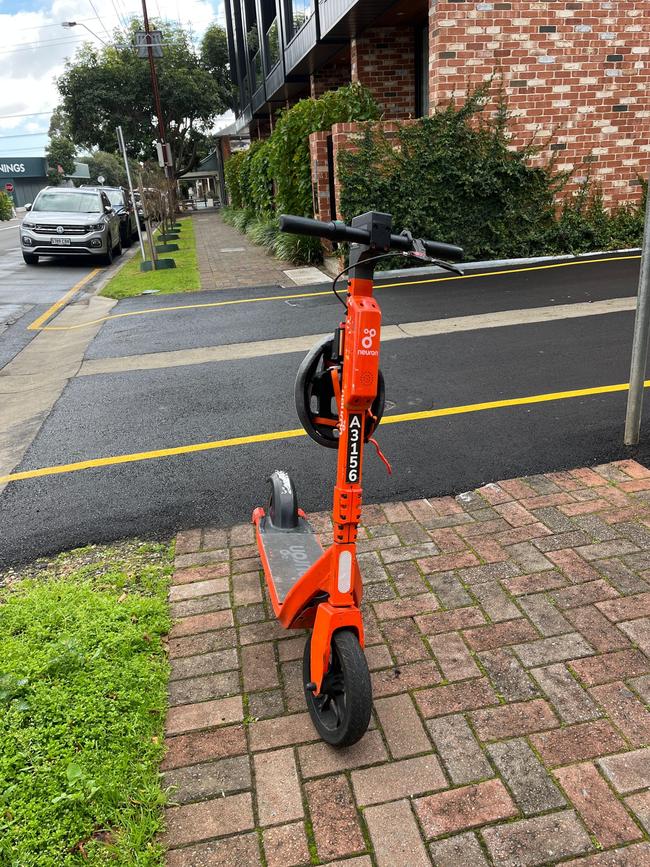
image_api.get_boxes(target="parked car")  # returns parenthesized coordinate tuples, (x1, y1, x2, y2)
(133, 191, 146, 229)
(82, 185, 138, 248)
(20, 187, 122, 266)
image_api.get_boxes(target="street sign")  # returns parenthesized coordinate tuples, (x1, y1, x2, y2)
(135, 30, 163, 58)
(4, 183, 14, 193)
(155, 141, 173, 168)
(97, 175, 105, 185)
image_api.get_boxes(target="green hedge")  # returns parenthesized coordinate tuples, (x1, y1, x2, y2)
(223, 83, 378, 262)
(338, 86, 645, 261)
(0, 191, 13, 221)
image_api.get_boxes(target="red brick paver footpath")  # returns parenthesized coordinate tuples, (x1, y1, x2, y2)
(162, 460, 650, 866)
(191, 211, 296, 290)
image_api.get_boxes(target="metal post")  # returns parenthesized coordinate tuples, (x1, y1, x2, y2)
(141, 0, 168, 171)
(624, 176, 650, 445)
(116, 125, 147, 261)
(145, 216, 158, 265)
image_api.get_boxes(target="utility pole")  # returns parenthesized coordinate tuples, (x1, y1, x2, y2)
(141, 0, 167, 174)
(624, 173, 650, 445)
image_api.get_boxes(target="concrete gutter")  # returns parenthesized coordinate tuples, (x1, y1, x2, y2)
(322, 247, 641, 282)
(373, 247, 642, 281)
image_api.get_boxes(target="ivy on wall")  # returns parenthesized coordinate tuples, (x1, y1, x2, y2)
(223, 83, 379, 263)
(338, 85, 645, 261)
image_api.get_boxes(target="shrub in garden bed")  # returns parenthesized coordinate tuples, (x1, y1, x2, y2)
(338, 84, 645, 263)
(223, 83, 378, 264)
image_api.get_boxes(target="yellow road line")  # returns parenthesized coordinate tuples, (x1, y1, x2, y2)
(28, 269, 101, 331)
(375, 253, 640, 290)
(37, 254, 640, 332)
(41, 289, 333, 330)
(1, 377, 647, 485)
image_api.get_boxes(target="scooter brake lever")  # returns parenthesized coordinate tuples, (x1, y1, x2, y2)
(431, 259, 465, 276)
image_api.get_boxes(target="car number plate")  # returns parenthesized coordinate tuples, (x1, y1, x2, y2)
(51, 237, 71, 245)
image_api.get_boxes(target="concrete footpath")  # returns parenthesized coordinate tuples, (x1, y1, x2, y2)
(163, 460, 650, 867)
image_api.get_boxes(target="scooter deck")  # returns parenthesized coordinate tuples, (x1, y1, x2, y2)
(258, 515, 323, 603)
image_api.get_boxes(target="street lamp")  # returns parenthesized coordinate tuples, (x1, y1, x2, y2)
(61, 21, 108, 45)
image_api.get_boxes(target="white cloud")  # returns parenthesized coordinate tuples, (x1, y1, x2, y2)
(0, 0, 226, 155)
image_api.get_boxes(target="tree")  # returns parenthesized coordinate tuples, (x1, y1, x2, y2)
(201, 24, 234, 111)
(78, 151, 140, 187)
(54, 21, 231, 177)
(45, 136, 76, 185)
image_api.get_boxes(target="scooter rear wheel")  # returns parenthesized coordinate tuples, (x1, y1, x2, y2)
(303, 628, 372, 748)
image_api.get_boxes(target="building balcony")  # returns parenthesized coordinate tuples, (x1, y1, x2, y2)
(285, 13, 318, 74)
(318, 0, 356, 37)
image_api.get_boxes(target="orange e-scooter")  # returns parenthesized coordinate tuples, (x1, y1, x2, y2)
(252, 211, 463, 747)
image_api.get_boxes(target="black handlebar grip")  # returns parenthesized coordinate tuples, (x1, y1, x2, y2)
(279, 214, 332, 239)
(423, 240, 465, 261)
(279, 214, 464, 261)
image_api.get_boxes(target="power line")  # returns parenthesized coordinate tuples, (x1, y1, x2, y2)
(2, 33, 94, 50)
(0, 131, 49, 139)
(13, 16, 101, 33)
(0, 111, 54, 120)
(86, 0, 110, 43)
(0, 39, 86, 56)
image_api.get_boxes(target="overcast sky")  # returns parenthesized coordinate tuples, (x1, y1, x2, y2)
(0, 0, 231, 158)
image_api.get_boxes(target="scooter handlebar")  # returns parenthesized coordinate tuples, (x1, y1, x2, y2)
(279, 213, 464, 262)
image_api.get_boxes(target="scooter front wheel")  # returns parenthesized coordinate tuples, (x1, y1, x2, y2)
(303, 628, 372, 748)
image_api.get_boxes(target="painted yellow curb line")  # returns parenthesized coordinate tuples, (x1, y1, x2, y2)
(36, 254, 640, 332)
(28, 269, 101, 331)
(1, 377, 647, 486)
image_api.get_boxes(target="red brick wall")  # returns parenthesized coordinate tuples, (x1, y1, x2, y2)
(310, 50, 351, 99)
(309, 131, 332, 223)
(351, 26, 417, 118)
(429, 0, 650, 203)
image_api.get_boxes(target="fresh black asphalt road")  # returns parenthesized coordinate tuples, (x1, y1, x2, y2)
(1, 253, 649, 567)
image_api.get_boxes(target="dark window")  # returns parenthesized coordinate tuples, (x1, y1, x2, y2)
(416, 25, 429, 117)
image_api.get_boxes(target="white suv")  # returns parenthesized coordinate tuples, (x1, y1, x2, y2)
(20, 187, 122, 266)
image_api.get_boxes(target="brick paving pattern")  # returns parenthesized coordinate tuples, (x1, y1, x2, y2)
(191, 211, 296, 290)
(163, 460, 650, 866)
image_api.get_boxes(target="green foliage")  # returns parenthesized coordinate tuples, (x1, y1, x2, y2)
(222, 83, 378, 263)
(223, 150, 247, 209)
(246, 216, 279, 249)
(200, 24, 233, 110)
(0, 540, 172, 866)
(46, 136, 77, 185)
(272, 231, 322, 264)
(338, 85, 645, 261)
(78, 151, 137, 187)
(55, 20, 230, 176)
(550, 178, 647, 254)
(0, 191, 13, 221)
(268, 82, 379, 217)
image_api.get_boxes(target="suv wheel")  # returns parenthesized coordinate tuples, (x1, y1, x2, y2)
(23, 253, 39, 265)
(102, 236, 114, 267)
(121, 224, 132, 248)
(114, 233, 123, 257)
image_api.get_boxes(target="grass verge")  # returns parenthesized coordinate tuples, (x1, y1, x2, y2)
(0, 540, 173, 866)
(100, 217, 199, 299)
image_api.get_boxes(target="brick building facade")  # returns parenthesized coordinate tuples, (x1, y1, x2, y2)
(226, 0, 649, 212)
